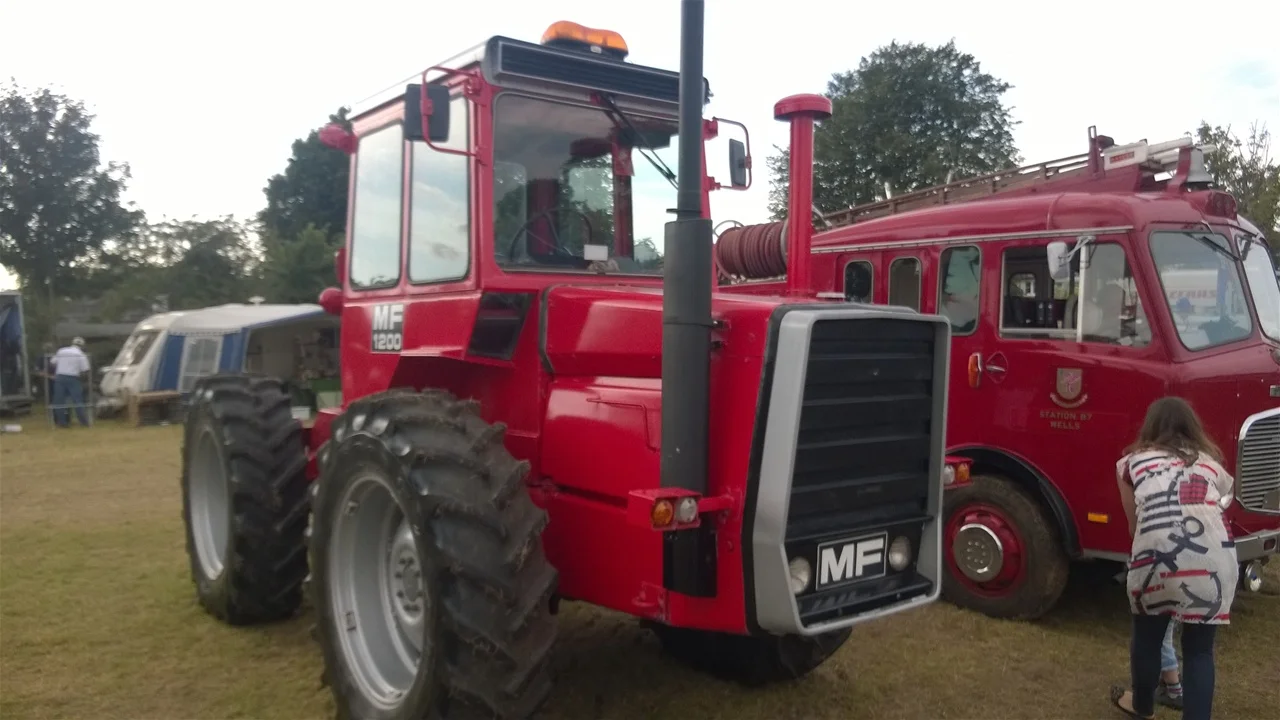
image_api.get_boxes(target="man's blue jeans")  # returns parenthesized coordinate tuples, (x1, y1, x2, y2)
(52, 375, 90, 427)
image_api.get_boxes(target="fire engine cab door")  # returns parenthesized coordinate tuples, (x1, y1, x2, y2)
(970, 236, 1168, 556)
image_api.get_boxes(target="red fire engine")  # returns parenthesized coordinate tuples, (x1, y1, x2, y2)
(717, 128, 1280, 618)
(179, 9, 955, 718)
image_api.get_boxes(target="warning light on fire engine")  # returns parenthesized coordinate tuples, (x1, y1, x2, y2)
(541, 20, 629, 59)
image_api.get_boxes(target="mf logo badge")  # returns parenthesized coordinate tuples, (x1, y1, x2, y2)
(1050, 367, 1088, 409)
(371, 303, 404, 352)
(816, 532, 887, 589)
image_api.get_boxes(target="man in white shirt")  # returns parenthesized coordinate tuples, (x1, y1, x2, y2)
(51, 337, 92, 427)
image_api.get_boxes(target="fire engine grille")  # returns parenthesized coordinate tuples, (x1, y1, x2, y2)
(787, 317, 937, 627)
(1237, 410, 1280, 513)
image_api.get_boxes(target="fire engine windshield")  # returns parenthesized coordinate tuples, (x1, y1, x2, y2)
(1149, 230, 1253, 350)
(492, 94, 677, 275)
(1239, 236, 1280, 341)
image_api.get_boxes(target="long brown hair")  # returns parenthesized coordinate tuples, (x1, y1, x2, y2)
(1126, 396, 1223, 465)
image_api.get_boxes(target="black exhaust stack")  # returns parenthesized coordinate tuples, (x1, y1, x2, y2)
(661, 0, 716, 597)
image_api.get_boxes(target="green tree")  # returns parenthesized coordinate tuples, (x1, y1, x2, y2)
(259, 224, 342, 304)
(96, 217, 258, 319)
(258, 108, 351, 240)
(767, 40, 1020, 221)
(0, 80, 142, 302)
(1196, 121, 1279, 261)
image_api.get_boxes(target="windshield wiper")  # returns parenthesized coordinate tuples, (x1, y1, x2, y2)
(597, 93, 678, 191)
(1189, 229, 1240, 262)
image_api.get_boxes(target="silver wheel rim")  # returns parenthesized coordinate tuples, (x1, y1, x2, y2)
(190, 429, 230, 579)
(954, 522, 1004, 582)
(329, 473, 427, 710)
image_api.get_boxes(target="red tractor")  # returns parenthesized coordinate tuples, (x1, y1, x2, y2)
(179, 6, 952, 717)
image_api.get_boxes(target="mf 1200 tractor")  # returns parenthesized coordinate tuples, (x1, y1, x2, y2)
(179, 5, 952, 717)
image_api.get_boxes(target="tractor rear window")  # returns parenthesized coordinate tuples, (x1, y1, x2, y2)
(349, 124, 405, 289)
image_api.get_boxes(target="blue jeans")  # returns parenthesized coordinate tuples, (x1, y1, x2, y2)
(1161, 619, 1179, 673)
(52, 375, 90, 427)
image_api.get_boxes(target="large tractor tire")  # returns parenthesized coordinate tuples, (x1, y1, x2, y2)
(650, 624, 851, 686)
(942, 474, 1069, 619)
(311, 389, 558, 720)
(181, 374, 310, 625)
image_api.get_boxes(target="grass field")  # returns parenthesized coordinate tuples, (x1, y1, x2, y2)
(2, 415, 1277, 720)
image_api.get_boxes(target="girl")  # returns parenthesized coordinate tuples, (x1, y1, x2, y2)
(1110, 397, 1236, 720)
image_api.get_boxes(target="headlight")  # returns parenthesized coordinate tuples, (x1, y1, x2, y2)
(788, 556, 812, 595)
(888, 536, 913, 571)
(942, 465, 956, 486)
(675, 497, 698, 524)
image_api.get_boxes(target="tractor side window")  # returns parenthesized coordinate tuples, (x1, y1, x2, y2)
(939, 246, 981, 335)
(349, 124, 404, 289)
(888, 257, 921, 310)
(844, 261, 874, 302)
(409, 96, 470, 284)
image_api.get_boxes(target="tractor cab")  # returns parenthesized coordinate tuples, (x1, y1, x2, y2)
(321, 21, 747, 297)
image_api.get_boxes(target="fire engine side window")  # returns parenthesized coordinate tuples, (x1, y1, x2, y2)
(888, 257, 921, 310)
(1002, 244, 1151, 346)
(843, 261, 873, 302)
(349, 124, 405, 289)
(938, 246, 980, 335)
(1000, 248, 1058, 335)
(1074, 244, 1151, 347)
(409, 96, 470, 284)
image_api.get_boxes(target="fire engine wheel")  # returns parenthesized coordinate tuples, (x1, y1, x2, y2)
(942, 474, 1069, 620)
(311, 389, 558, 720)
(649, 624, 851, 686)
(181, 374, 310, 625)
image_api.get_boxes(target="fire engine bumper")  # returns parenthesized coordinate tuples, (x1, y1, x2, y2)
(747, 306, 950, 637)
(1234, 528, 1280, 563)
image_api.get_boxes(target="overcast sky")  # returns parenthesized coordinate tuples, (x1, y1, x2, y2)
(3, 0, 1277, 291)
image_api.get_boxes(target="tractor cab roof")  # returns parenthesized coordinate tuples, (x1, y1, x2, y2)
(349, 26, 711, 123)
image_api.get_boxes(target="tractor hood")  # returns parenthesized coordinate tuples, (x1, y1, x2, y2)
(541, 285, 819, 378)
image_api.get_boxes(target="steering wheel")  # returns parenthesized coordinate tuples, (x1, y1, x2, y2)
(505, 208, 596, 265)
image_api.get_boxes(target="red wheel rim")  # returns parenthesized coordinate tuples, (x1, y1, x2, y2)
(944, 502, 1027, 598)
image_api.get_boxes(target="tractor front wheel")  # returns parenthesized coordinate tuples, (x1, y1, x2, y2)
(650, 624, 851, 686)
(942, 474, 1069, 619)
(181, 374, 310, 624)
(311, 389, 558, 720)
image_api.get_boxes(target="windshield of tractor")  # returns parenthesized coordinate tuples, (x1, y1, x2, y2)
(1239, 235, 1280, 342)
(1150, 230, 1253, 350)
(492, 94, 677, 275)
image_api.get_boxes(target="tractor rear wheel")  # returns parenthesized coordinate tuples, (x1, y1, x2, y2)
(650, 624, 851, 686)
(311, 389, 558, 720)
(181, 373, 310, 624)
(942, 474, 1070, 619)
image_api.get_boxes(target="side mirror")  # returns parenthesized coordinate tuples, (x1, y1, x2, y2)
(728, 139, 748, 188)
(1046, 240, 1071, 281)
(403, 83, 452, 143)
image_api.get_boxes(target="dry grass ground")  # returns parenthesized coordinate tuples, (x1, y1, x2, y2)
(1, 414, 1277, 719)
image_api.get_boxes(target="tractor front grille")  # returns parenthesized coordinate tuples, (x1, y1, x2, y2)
(786, 318, 938, 627)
